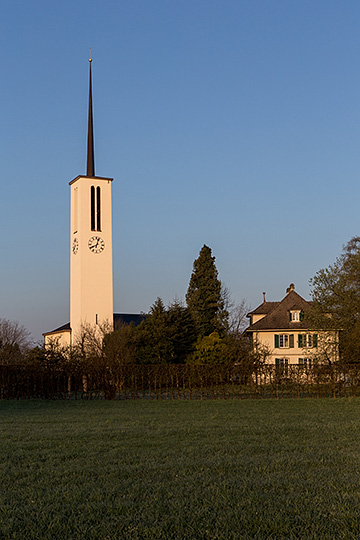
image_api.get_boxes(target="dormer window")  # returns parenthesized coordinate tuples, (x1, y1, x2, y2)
(289, 310, 303, 322)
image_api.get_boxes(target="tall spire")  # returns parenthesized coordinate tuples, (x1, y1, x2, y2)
(86, 50, 95, 177)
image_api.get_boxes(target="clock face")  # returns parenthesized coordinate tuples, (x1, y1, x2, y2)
(72, 238, 79, 255)
(88, 236, 105, 254)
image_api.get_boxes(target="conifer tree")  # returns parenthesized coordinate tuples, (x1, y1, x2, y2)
(136, 298, 174, 363)
(186, 245, 228, 337)
(167, 300, 197, 363)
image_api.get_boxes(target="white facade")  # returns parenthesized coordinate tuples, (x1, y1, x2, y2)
(69, 175, 113, 343)
(251, 330, 320, 365)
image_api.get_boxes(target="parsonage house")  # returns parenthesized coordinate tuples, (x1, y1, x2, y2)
(246, 284, 338, 367)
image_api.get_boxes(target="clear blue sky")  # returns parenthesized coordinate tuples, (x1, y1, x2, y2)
(1, 0, 360, 342)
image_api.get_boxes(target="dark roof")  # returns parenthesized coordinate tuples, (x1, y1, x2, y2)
(113, 313, 146, 328)
(43, 322, 70, 336)
(247, 290, 312, 332)
(69, 175, 113, 186)
(44, 313, 146, 336)
(248, 302, 279, 316)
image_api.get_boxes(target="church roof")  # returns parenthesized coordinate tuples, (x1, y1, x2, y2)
(43, 322, 71, 336)
(69, 174, 113, 185)
(114, 313, 146, 327)
(43, 314, 145, 336)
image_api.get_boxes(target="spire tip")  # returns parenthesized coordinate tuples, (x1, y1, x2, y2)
(86, 50, 95, 177)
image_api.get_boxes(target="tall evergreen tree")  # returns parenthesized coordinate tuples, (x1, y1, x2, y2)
(167, 300, 197, 363)
(136, 298, 174, 364)
(186, 245, 228, 337)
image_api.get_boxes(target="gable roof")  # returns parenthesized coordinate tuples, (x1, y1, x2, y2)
(247, 289, 312, 332)
(248, 302, 279, 316)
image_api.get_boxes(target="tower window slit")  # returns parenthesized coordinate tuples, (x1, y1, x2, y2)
(91, 186, 95, 231)
(96, 186, 101, 231)
(73, 187, 78, 233)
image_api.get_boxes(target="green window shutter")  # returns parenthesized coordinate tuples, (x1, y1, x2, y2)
(298, 334, 303, 347)
(289, 334, 294, 348)
(275, 358, 280, 366)
(313, 334, 318, 347)
(300, 311, 304, 322)
(289, 312, 292, 322)
(275, 334, 279, 348)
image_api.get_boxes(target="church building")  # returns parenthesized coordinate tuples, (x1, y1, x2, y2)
(44, 58, 143, 346)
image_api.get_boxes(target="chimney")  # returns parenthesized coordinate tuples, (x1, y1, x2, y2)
(263, 292, 266, 303)
(286, 283, 295, 294)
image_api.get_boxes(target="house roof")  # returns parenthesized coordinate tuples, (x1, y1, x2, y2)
(248, 302, 279, 316)
(247, 288, 312, 332)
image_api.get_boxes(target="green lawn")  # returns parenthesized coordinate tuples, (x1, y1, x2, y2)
(1, 399, 360, 539)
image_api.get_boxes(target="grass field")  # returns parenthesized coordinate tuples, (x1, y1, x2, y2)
(1, 399, 360, 539)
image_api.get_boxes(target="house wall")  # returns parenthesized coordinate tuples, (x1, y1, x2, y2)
(251, 314, 266, 324)
(253, 330, 338, 365)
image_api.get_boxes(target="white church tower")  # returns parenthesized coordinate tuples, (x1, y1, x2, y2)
(69, 57, 113, 342)
(44, 56, 114, 346)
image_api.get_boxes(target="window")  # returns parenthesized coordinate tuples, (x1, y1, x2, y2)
(298, 334, 318, 348)
(96, 187, 101, 231)
(276, 358, 289, 367)
(275, 334, 294, 348)
(289, 310, 304, 322)
(91, 186, 101, 231)
(275, 358, 289, 374)
(298, 358, 312, 367)
(91, 186, 95, 230)
(73, 187, 78, 233)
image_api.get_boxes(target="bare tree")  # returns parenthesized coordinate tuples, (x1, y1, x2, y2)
(72, 320, 113, 358)
(0, 318, 32, 363)
(221, 284, 234, 314)
(228, 299, 250, 335)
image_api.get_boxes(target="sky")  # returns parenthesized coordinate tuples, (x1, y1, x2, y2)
(2, 0, 360, 343)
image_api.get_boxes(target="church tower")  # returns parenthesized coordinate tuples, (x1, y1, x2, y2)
(43, 56, 145, 345)
(69, 57, 114, 342)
